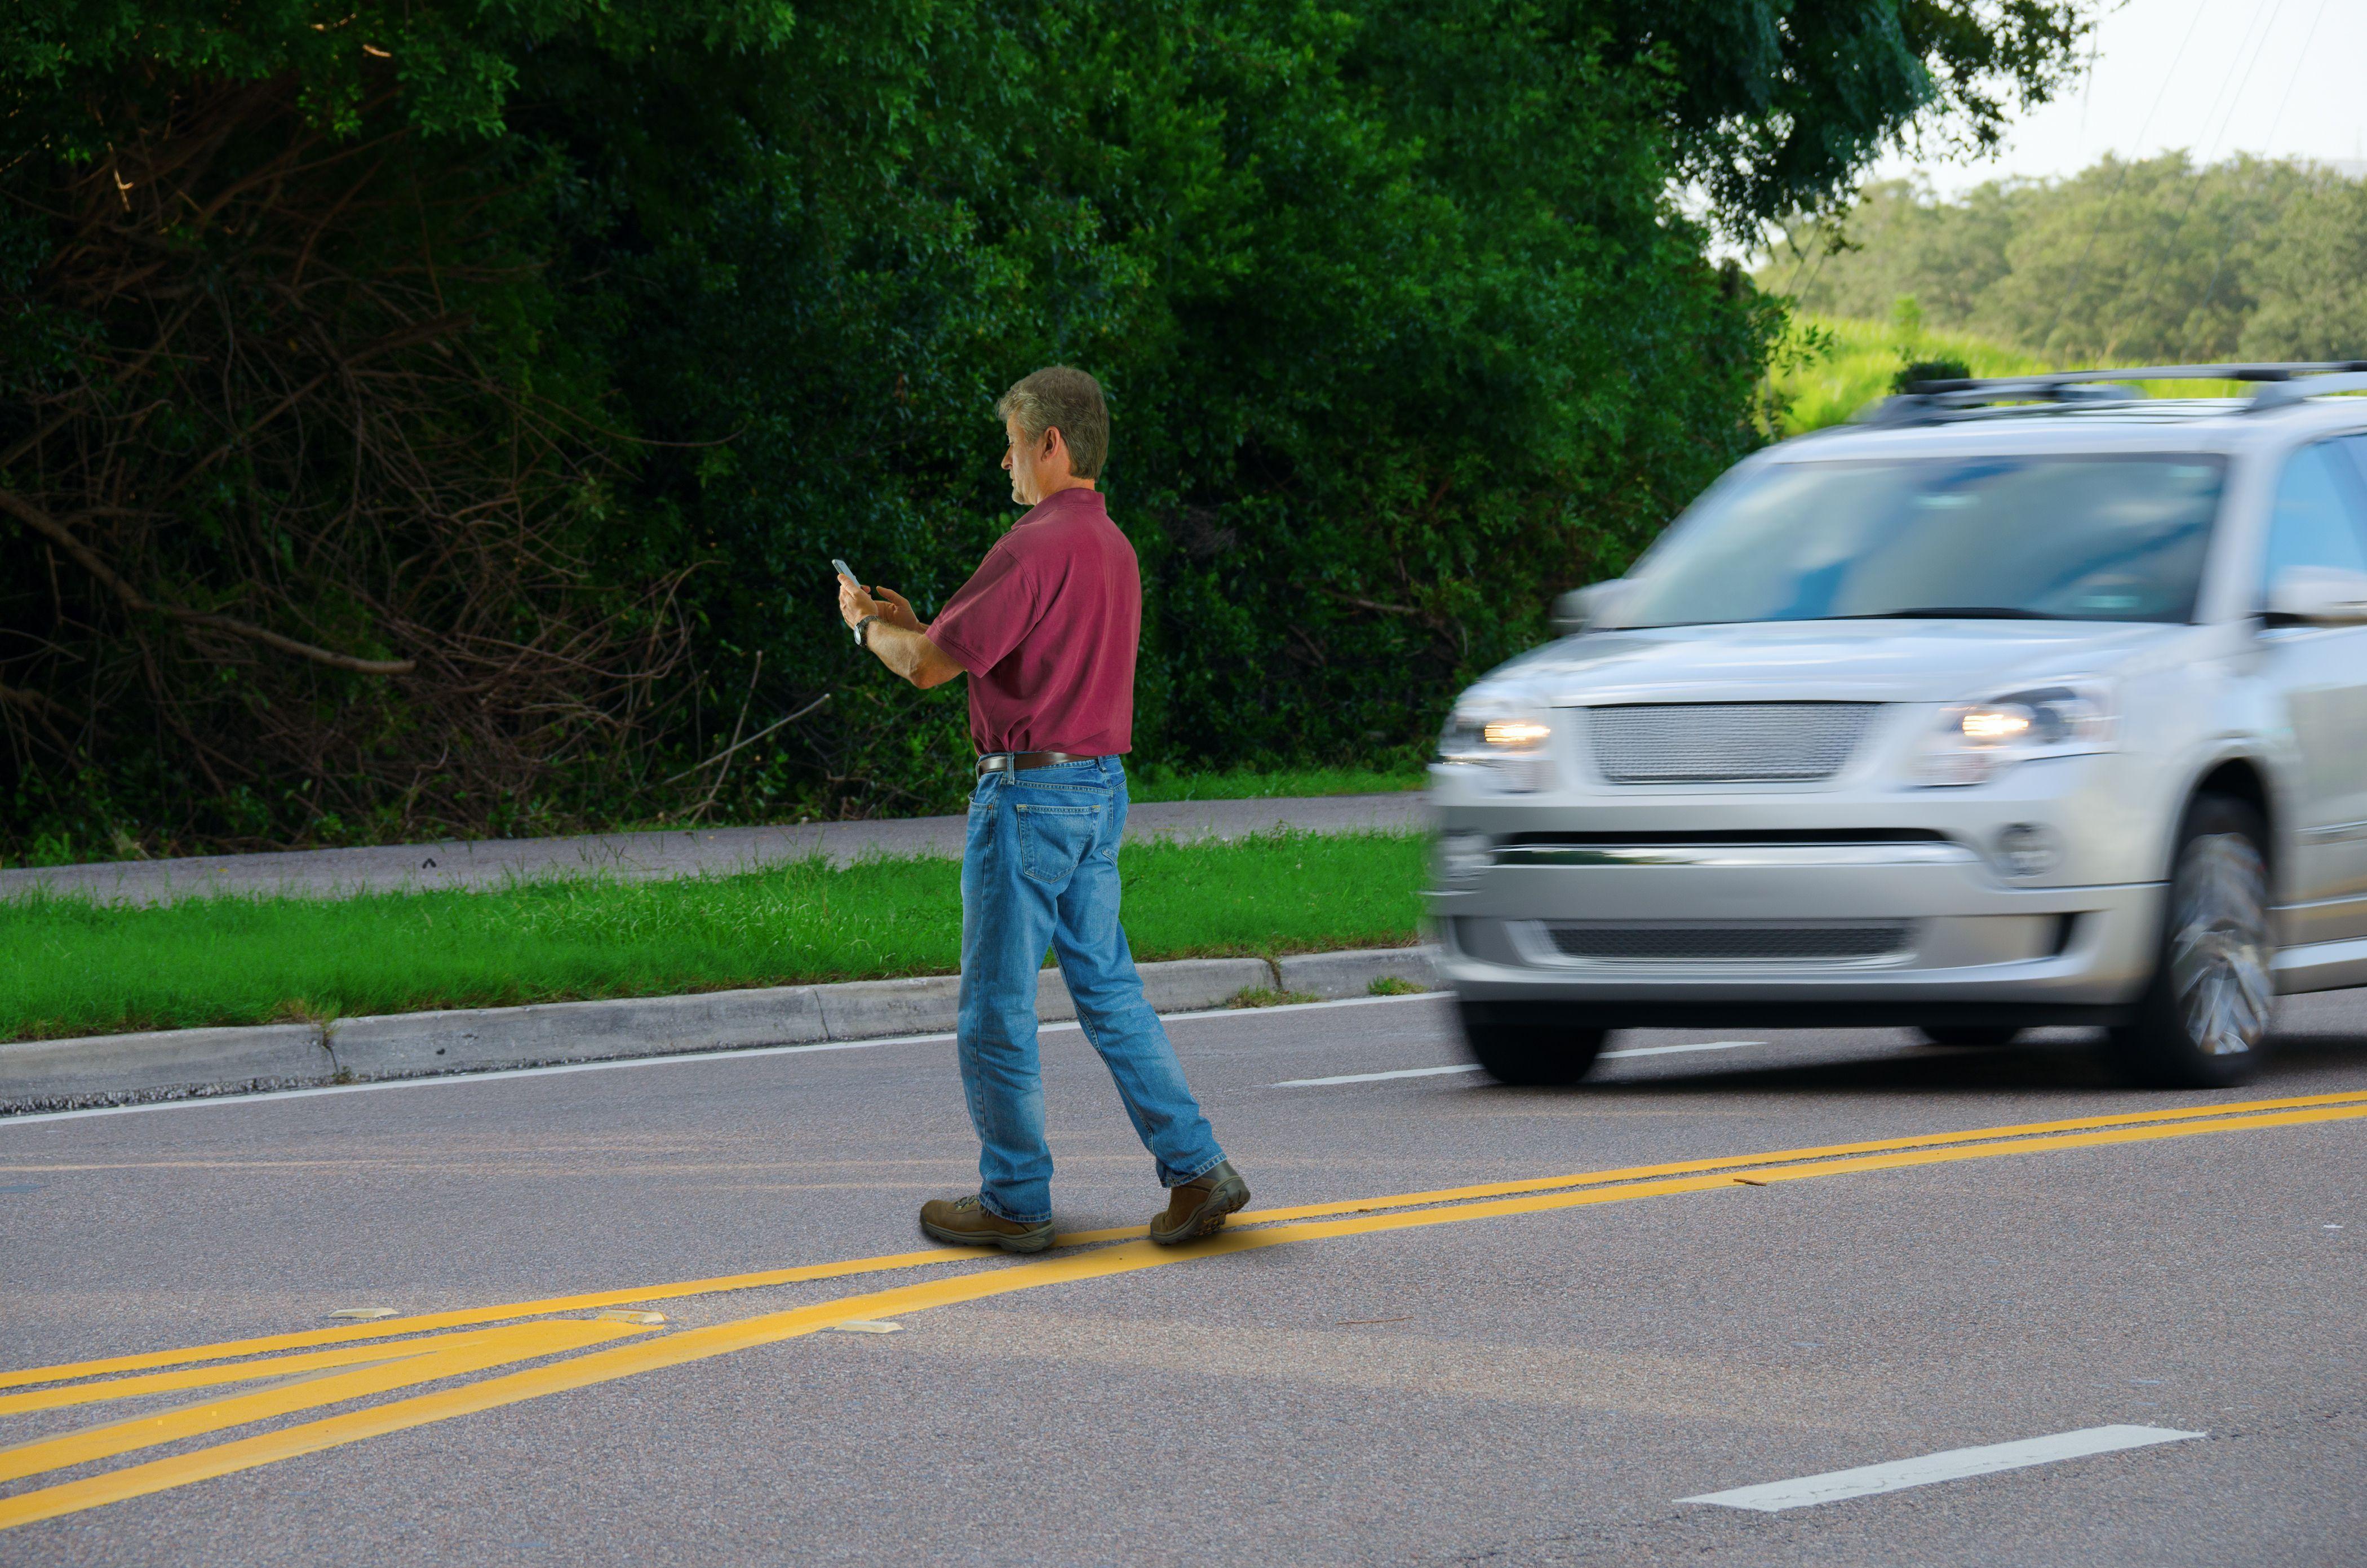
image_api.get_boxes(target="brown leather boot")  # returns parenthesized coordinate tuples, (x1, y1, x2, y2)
(1149, 1160, 1250, 1245)
(919, 1195, 1056, 1254)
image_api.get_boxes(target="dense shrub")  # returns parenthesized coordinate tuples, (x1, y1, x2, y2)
(2, 1, 2089, 853)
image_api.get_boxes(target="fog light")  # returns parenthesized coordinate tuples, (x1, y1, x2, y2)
(1994, 822, 2060, 879)
(1435, 830, 1493, 884)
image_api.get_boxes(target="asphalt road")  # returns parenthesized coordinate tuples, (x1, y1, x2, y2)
(0, 792, 1424, 906)
(3, 991, 2363, 1565)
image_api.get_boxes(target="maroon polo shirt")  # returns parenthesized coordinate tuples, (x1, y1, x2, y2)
(925, 486, 1139, 756)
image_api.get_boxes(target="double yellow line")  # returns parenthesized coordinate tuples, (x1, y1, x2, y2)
(5, 1088, 2363, 1531)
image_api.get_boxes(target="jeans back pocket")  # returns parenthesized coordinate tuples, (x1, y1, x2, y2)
(1016, 801, 1104, 885)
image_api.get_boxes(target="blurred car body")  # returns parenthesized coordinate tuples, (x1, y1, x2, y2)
(1429, 367, 2367, 1088)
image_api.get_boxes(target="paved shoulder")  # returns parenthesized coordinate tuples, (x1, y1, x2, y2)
(2, 792, 1428, 906)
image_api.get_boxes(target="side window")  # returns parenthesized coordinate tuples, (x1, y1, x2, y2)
(2342, 435, 2367, 493)
(2264, 442, 2367, 586)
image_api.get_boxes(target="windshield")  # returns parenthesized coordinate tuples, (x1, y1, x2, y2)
(1612, 454, 2226, 628)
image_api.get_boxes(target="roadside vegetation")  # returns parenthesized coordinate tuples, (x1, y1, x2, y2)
(1761, 154, 2367, 365)
(0, 831, 1426, 1043)
(1769, 307, 2325, 436)
(1758, 153, 2367, 435)
(1771, 311, 2047, 434)
(1, 2, 2087, 860)
(0, 763, 1423, 870)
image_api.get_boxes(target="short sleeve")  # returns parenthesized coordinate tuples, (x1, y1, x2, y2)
(925, 541, 1040, 676)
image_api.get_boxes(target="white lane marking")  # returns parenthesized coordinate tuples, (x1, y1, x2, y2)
(1604, 1039, 1763, 1060)
(0, 989, 1452, 1130)
(1271, 1039, 1765, 1088)
(1679, 1425, 2206, 1513)
(1274, 1064, 1482, 1088)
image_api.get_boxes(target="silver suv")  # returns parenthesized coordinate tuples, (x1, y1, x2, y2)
(1428, 363, 2367, 1089)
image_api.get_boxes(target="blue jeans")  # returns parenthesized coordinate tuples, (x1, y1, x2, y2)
(958, 756, 1227, 1224)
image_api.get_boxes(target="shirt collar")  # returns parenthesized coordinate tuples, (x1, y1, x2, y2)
(1015, 486, 1105, 528)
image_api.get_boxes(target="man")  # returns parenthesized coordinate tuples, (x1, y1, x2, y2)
(835, 365, 1248, 1254)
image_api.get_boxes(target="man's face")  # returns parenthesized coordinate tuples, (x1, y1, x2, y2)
(1001, 415, 1058, 506)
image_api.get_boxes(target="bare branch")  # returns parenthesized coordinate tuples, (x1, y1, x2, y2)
(0, 489, 417, 675)
(662, 692, 832, 786)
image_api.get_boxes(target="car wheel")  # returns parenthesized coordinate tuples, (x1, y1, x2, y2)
(1916, 1024, 2023, 1048)
(2109, 795, 2275, 1089)
(1456, 1000, 1608, 1086)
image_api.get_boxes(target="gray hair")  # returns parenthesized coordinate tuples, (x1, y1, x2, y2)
(996, 365, 1109, 481)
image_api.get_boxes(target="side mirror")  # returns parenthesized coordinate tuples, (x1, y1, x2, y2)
(2265, 567, 2367, 627)
(1551, 579, 1627, 636)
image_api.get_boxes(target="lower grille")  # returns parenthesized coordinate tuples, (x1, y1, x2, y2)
(1585, 703, 1879, 784)
(1541, 922, 1916, 964)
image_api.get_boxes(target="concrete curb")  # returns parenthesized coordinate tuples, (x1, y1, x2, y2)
(0, 945, 1440, 1114)
(0, 1025, 334, 1110)
(1277, 947, 1440, 999)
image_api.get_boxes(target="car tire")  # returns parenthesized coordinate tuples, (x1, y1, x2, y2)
(1456, 1000, 1608, 1086)
(2108, 795, 2275, 1089)
(1916, 1024, 2023, 1048)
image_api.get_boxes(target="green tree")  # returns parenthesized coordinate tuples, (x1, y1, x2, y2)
(2240, 176, 2367, 360)
(0, 0, 823, 847)
(1625, 1, 2090, 235)
(604, 0, 2103, 817)
(1763, 154, 2367, 363)
(3, 0, 2098, 851)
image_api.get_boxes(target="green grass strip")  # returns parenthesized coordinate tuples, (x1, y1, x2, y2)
(1123, 764, 1422, 802)
(1, 830, 1426, 1043)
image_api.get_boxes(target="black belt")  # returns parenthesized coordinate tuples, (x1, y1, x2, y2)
(977, 751, 1098, 776)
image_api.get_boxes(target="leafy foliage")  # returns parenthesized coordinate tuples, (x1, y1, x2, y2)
(1625, 1, 2090, 237)
(2, 0, 2094, 854)
(1763, 157, 2367, 363)
(618, 2, 1790, 818)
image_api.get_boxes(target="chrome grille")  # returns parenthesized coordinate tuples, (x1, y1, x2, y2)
(1542, 922, 1916, 964)
(1585, 703, 1878, 785)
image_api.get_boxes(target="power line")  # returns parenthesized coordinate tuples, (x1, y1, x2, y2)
(2191, 0, 2335, 326)
(2246, 0, 2329, 160)
(2189, 1, 2281, 166)
(2040, 0, 2211, 352)
(2134, 0, 2284, 349)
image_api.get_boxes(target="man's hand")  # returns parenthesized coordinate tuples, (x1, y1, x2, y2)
(836, 573, 880, 631)
(870, 585, 924, 634)
(835, 572, 963, 690)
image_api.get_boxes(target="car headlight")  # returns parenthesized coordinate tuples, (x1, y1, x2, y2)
(1437, 703, 1556, 792)
(1914, 680, 2116, 787)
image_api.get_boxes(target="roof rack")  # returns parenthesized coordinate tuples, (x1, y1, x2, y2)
(1855, 361, 2367, 427)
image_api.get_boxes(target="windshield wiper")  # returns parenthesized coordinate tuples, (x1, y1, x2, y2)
(1828, 606, 2067, 621)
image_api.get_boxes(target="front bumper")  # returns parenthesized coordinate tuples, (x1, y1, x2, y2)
(1428, 841, 2165, 1029)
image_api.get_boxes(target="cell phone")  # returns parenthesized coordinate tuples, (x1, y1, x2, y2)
(831, 557, 858, 584)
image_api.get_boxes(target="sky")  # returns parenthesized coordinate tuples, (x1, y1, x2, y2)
(1868, 0, 2367, 197)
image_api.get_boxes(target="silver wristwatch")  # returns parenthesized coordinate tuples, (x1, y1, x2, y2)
(853, 614, 880, 648)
